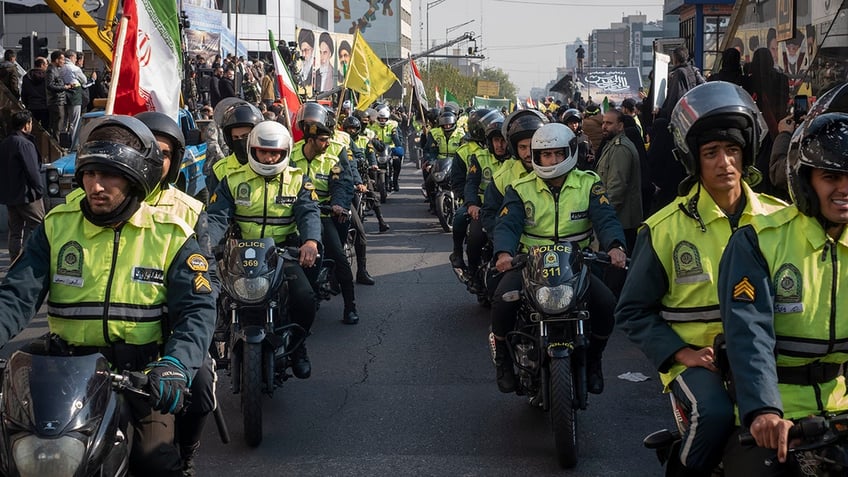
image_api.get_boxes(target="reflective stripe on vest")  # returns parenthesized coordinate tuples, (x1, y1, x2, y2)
(659, 307, 722, 323)
(292, 140, 342, 211)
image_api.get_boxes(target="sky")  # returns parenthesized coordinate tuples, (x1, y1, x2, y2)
(411, 0, 665, 96)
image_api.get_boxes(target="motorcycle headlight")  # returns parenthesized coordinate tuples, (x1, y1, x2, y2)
(535, 283, 575, 314)
(13, 435, 85, 477)
(433, 171, 447, 182)
(231, 275, 272, 303)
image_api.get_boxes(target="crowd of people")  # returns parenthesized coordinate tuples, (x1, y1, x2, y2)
(1, 35, 848, 475)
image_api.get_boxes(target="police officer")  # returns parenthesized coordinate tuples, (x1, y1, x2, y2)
(0, 115, 216, 477)
(423, 110, 464, 210)
(560, 108, 593, 170)
(458, 109, 510, 291)
(480, 110, 548, 235)
(344, 115, 390, 233)
(206, 101, 264, 194)
(450, 108, 498, 270)
(490, 122, 627, 394)
(718, 111, 848, 474)
(615, 82, 787, 476)
(369, 104, 403, 192)
(206, 120, 321, 379)
(291, 103, 359, 324)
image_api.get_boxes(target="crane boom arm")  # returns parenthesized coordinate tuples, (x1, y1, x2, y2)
(43, 0, 119, 65)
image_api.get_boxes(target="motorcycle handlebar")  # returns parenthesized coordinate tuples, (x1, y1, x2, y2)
(111, 371, 151, 399)
(739, 415, 829, 446)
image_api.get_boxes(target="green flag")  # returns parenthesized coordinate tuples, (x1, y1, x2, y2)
(444, 89, 459, 105)
(601, 96, 610, 114)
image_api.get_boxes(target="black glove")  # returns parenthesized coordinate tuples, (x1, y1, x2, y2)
(145, 356, 190, 414)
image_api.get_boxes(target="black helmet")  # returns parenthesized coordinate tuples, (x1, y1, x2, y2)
(425, 107, 440, 125)
(135, 111, 185, 187)
(221, 102, 263, 164)
(213, 97, 250, 125)
(443, 101, 461, 115)
(75, 115, 163, 201)
(560, 108, 582, 124)
(296, 102, 333, 137)
(342, 115, 362, 136)
(438, 111, 457, 132)
(466, 108, 497, 143)
(324, 105, 337, 130)
(669, 81, 765, 181)
(502, 109, 549, 157)
(805, 82, 848, 120)
(482, 111, 507, 159)
(787, 112, 848, 218)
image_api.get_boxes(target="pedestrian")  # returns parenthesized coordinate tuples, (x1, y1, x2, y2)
(219, 68, 237, 100)
(658, 46, 705, 120)
(0, 110, 44, 260)
(0, 49, 21, 101)
(46, 51, 69, 139)
(21, 57, 49, 128)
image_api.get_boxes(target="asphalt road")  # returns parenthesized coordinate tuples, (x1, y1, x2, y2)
(0, 163, 671, 476)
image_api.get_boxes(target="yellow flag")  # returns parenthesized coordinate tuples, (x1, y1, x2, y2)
(344, 31, 399, 110)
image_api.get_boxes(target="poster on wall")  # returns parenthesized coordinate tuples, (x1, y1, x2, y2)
(581, 67, 643, 105)
(776, 0, 795, 42)
(334, 0, 399, 58)
(295, 27, 355, 97)
(184, 29, 221, 62)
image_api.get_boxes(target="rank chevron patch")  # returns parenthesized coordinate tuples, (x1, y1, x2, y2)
(732, 276, 756, 302)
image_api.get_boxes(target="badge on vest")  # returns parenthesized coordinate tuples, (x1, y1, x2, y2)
(732, 276, 756, 302)
(773, 263, 804, 313)
(235, 183, 251, 207)
(483, 167, 492, 180)
(276, 195, 296, 205)
(132, 267, 165, 284)
(673, 241, 710, 284)
(571, 210, 588, 220)
(54, 241, 84, 287)
(524, 201, 536, 226)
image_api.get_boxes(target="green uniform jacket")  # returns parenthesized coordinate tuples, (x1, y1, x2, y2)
(0, 202, 215, 375)
(615, 182, 787, 390)
(720, 207, 848, 425)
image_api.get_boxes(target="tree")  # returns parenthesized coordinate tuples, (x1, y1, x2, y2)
(420, 61, 516, 108)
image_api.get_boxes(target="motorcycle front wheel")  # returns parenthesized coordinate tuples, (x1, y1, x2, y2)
(377, 170, 388, 203)
(242, 342, 263, 447)
(436, 193, 454, 232)
(550, 356, 578, 469)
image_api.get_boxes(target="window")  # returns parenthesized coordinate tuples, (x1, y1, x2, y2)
(222, 0, 266, 15)
(301, 1, 328, 29)
(703, 15, 729, 70)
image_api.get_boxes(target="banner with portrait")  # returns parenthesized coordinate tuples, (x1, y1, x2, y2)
(295, 27, 355, 98)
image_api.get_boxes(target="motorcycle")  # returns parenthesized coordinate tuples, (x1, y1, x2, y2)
(451, 238, 493, 307)
(645, 412, 848, 476)
(423, 155, 456, 232)
(213, 236, 307, 447)
(375, 148, 392, 203)
(499, 243, 612, 469)
(0, 351, 149, 476)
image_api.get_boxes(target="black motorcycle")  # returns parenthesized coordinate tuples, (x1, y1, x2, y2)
(0, 351, 149, 476)
(502, 243, 611, 469)
(214, 236, 306, 447)
(451, 238, 493, 307)
(375, 148, 392, 203)
(423, 155, 455, 232)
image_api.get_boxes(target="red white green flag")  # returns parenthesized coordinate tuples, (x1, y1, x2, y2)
(113, 0, 182, 121)
(268, 29, 302, 124)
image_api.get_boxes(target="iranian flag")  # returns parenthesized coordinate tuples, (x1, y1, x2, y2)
(409, 58, 428, 110)
(268, 29, 301, 128)
(112, 0, 181, 121)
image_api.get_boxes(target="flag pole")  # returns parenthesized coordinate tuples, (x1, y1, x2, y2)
(105, 16, 129, 115)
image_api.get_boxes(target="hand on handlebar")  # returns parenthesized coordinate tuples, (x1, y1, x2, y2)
(608, 248, 627, 268)
(299, 240, 319, 267)
(467, 205, 481, 220)
(495, 253, 513, 273)
(749, 413, 796, 463)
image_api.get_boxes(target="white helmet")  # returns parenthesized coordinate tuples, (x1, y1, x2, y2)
(247, 121, 293, 177)
(376, 106, 391, 120)
(531, 123, 578, 179)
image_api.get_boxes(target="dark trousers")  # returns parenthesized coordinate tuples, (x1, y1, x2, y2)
(176, 354, 216, 452)
(127, 392, 183, 477)
(6, 200, 45, 260)
(391, 155, 402, 189)
(284, 261, 317, 333)
(466, 218, 487, 271)
(322, 217, 356, 310)
(349, 200, 367, 269)
(670, 366, 735, 472)
(31, 109, 49, 130)
(491, 269, 615, 338)
(48, 103, 65, 138)
(451, 205, 470, 253)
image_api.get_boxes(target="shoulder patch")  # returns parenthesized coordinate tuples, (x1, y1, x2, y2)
(331, 165, 342, 174)
(499, 206, 509, 217)
(186, 253, 209, 272)
(303, 181, 315, 191)
(469, 164, 478, 174)
(591, 184, 606, 196)
(732, 276, 756, 302)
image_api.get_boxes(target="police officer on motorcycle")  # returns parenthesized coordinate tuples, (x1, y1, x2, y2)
(369, 104, 404, 192)
(206, 120, 322, 379)
(719, 106, 848, 473)
(343, 115, 391, 234)
(290, 102, 359, 325)
(423, 111, 464, 210)
(206, 101, 264, 194)
(481, 110, 548, 234)
(615, 82, 787, 476)
(0, 115, 216, 476)
(490, 122, 627, 394)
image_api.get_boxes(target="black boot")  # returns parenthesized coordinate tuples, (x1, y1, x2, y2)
(356, 259, 376, 285)
(343, 307, 359, 324)
(379, 221, 390, 233)
(180, 442, 200, 477)
(291, 342, 311, 379)
(492, 338, 516, 393)
(586, 336, 608, 395)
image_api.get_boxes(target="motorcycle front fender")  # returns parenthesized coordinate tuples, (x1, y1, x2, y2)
(235, 325, 267, 345)
(546, 342, 575, 359)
